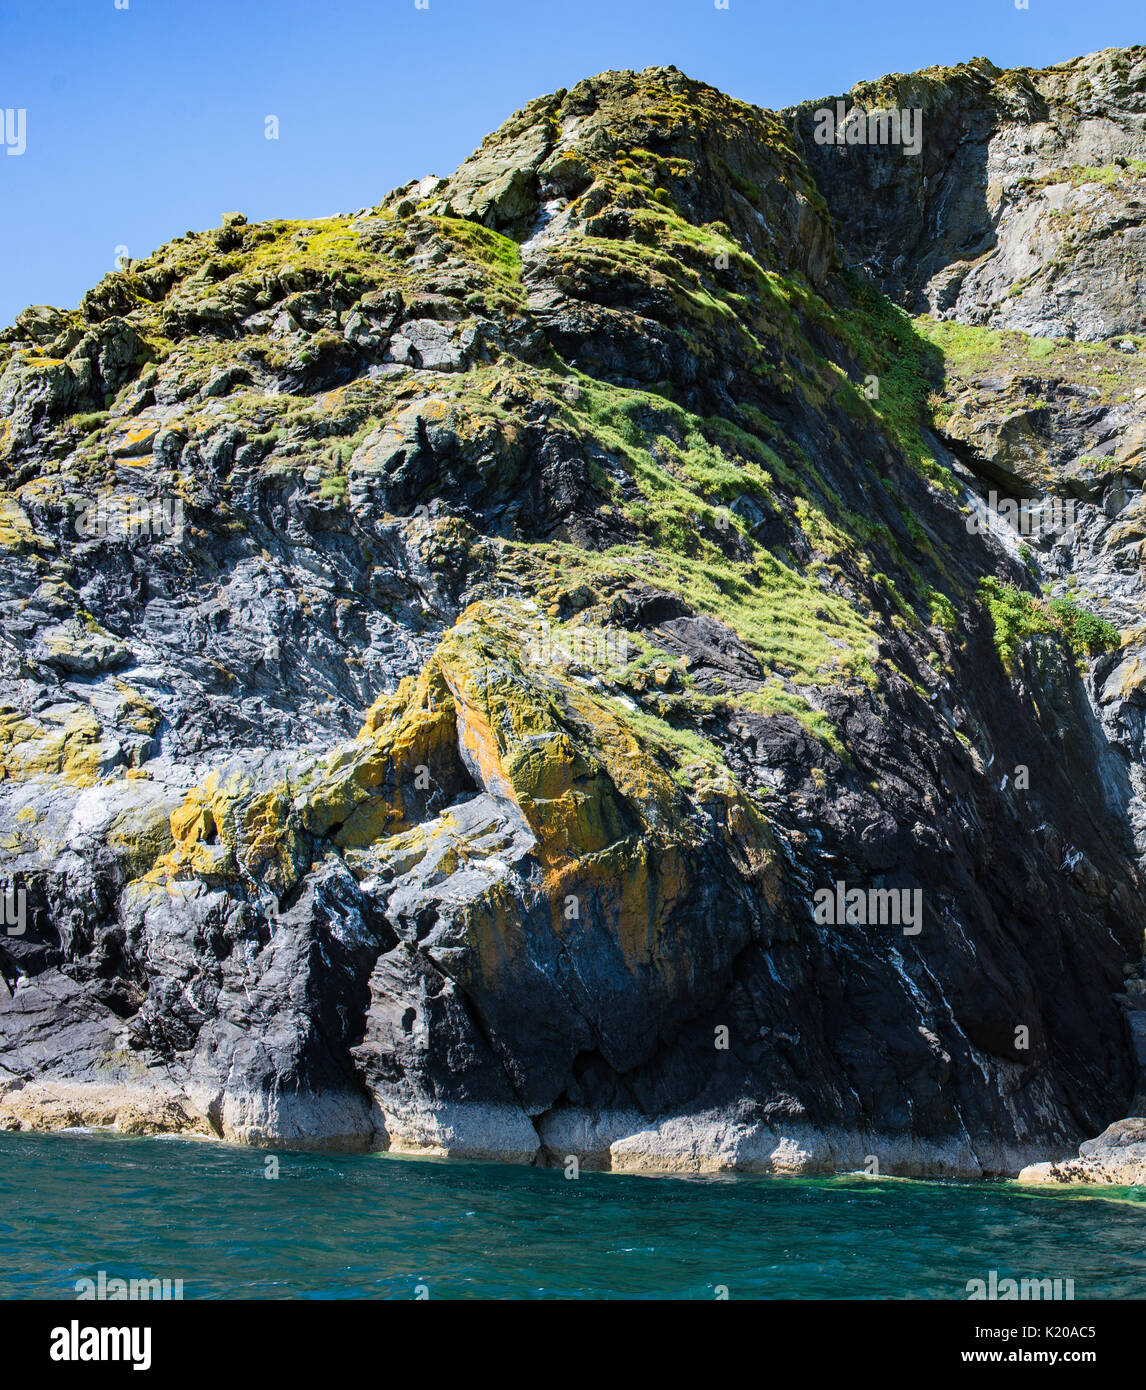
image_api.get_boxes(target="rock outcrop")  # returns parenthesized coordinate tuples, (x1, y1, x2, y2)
(1020, 1117, 1146, 1184)
(786, 47, 1146, 338)
(3, 52, 1146, 1177)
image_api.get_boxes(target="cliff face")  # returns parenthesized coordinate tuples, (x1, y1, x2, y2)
(787, 47, 1146, 337)
(2, 53, 1145, 1175)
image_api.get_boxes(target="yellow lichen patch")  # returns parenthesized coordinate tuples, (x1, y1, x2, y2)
(239, 787, 308, 896)
(712, 789, 782, 909)
(543, 837, 691, 972)
(170, 792, 215, 846)
(0, 497, 47, 554)
(109, 422, 159, 459)
(1, 802, 45, 854)
(337, 703, 459, 846)
(111, 682, 162, 738)
(1107, 650, 1146, 700)
(428, 604, 683, 871)
(369, 821, 432, 879)
(450, 680, 521, 806)
(0, 704, 108, 785)
(305, 666, 462, 846)
(14, 475, 62, 505)
(144, 769, 250, 883)
(361, 678, 416, 736)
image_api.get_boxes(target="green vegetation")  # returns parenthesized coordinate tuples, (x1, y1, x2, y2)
(834, 271, 954, 490)
(319, 475, 348, 502)
(978, 578, 1120, 669)
(927, 589, 959, 632)
(616, 699, 730, 785)
(916, 317, 1146, 408)
(69, 411, 110, 433)
(430, 217, 525, 315)
(1017, 160, 1146, 193)
(552, 372, 878, 682)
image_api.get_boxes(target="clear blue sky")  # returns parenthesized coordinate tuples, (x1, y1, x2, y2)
(0, 0, 1139, 328)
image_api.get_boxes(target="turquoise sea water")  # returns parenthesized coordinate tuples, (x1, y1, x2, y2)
(2, 1129, 1145, 1300)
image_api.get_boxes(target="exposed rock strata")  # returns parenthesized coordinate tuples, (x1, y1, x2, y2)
(3, 53, 1146, 1178)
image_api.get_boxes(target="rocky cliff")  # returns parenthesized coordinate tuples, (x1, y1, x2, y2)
(2, 49, 1146, 1177)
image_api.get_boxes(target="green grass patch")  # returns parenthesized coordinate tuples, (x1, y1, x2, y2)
(978, 578, 1120, 670)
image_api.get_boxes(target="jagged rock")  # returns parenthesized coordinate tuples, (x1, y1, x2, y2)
(3, 50, 1146, 1175)
(787, 46, 1146, 337)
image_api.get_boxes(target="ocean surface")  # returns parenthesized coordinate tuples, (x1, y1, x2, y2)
(2, 1129, 1144, 1299)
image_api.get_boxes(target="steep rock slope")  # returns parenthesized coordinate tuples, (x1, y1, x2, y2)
(1, 58, 1144, 1175)
(787, 46, 1146, 338)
